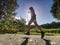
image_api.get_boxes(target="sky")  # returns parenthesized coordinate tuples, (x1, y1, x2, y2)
(16, 0, 59, 25)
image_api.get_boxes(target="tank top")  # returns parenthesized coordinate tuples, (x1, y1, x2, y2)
(31, 12, 36, 19)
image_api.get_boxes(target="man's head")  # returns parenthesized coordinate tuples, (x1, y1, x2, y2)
(29, 7, 35, 13)
(29, 7, 34, 11)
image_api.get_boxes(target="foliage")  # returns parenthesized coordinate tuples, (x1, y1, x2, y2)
(50, 0, 60, 20)
(0, 0, 26, 33)
(41, 22, 60, 29)
(13, 18, 26, 32)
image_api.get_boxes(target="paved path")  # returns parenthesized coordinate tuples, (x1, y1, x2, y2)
(0, 34, 60, 45)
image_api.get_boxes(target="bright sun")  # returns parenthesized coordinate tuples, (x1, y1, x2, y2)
(27, 9, 31, 20)
(26, 9, 34, 25)
(25, 9, 31, 24)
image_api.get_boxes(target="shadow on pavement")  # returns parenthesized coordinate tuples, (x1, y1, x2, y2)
(21, 37, 29, 45)
(43, 39, 51, 45)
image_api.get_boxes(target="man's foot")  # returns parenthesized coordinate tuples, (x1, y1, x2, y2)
(41, 31, 45, 39)
(25, 32, 30, 35)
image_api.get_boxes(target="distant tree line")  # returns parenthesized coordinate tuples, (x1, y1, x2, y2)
(41, 22, 60, 29)
(29, 22, 60, 29)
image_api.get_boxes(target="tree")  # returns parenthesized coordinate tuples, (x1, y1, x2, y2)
(0, 0, 19, 33)
(14, 18, 26, 32)
(0, 0, 18, 22)
(50, 0, 60, 20)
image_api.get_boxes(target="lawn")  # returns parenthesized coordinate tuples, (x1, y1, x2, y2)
(17, 28, 60, 36)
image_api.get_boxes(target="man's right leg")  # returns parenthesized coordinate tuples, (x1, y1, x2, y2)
(26, 19, 33, 35)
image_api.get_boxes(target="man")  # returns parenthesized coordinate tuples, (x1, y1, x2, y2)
(26, 7, 45, 39)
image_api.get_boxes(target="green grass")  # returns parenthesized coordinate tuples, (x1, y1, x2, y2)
(16, 32, 60, 36)
(17, 32, 24, 34)
(17, 32, 60, 36)
(16, 28, 60, 36)
(30, 32, 40, 35)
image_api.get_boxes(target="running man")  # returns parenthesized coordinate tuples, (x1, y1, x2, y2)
(26, 7, 45, 39)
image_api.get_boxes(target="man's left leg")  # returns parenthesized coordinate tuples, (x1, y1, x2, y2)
(34, 21, 45, 39)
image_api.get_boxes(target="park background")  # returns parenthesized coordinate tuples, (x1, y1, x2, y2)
(0, 0, 60, 36)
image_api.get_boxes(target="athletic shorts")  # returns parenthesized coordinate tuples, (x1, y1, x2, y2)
(31, 15, 36, 21)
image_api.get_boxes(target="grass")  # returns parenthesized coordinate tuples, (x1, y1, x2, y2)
(30, 32, 40, 35)
(17, 32, 60, 36)
(16, 28, 60, 36)
(17, 32, 24, 34)
(0, 28, 60, 36)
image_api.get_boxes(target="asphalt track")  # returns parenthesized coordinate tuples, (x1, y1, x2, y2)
(0, 34, 60, 45)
